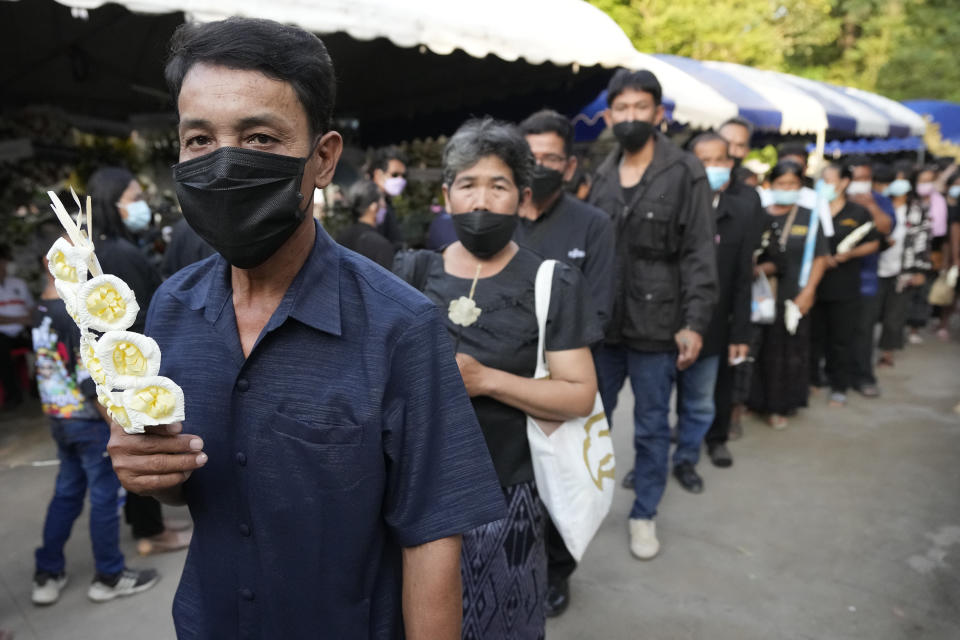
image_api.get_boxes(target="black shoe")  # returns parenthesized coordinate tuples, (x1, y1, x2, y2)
(707, 443, 733, 468)
(544, 579, 569, 618)
(621, 468, 635, 489)
(673, 462, 703, 493)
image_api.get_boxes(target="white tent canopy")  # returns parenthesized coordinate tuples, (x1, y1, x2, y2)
(36, 0, 641, 68)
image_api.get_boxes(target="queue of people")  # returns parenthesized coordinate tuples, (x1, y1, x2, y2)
(3, 15, 959, 640)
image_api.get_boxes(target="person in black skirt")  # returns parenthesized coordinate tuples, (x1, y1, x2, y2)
(748, 161, 829, 430)
(395, 118, 601, 640)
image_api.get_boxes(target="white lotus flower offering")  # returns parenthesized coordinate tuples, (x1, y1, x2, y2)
(784, 299, 803, 336)
(80, 332, 108, 387)
(77, 275, 140, 332)
(122, 377, 186, 432)
(835, 221, 874, 255)
(46, 189, 186, 435)
(46, 237, 92, 284)
(54, 279, 81, 323)
(448, 264, 483, 328)
(95, 331, 161, 389)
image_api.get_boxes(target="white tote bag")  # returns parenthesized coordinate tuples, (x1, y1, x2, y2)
(526, 260, 616, 562)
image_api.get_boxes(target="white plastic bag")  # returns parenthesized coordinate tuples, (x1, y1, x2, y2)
(526, 260, 615, 562)
(751, 272, 776, 325)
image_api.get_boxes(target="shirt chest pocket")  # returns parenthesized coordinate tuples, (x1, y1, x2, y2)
(271, 410, 364, 446)
(625, 200, 679, 260)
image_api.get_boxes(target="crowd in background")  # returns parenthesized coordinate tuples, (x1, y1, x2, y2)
(2, 33, 960, 639)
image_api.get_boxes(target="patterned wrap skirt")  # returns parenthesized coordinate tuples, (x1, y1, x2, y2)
(461, 481, 546, 640)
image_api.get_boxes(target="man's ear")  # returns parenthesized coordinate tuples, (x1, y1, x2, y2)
(312, 131, 344, 190)
(602, 108, 613, 129)
(654, 104, 666, 127)
(563, 155, 579, 183)
(518, 186, 533, 210)
(441, 183, 451, 211)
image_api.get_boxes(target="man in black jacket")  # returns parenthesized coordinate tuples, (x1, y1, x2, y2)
(674, 133, 758, 480)
(587, 69, 717, 560)
(516, 109, 615, 617)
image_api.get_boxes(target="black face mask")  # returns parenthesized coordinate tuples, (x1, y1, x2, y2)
(451, 210, 518, 259)
(613, 120, 655, 152)
(173, 146, 313, 269)
(530, 165, 564, 203)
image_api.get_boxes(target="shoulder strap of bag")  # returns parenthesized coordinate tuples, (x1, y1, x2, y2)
(534, 260, 557, 380)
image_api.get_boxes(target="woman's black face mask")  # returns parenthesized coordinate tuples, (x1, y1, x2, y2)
(451, 210, 519, 259)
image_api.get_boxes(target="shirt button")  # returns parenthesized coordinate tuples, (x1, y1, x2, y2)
(239, 523, 251, 537)
(236, 452, 247, 466)
(236, 378, 250, 392)
(645, 293, 653, 301)
(646, 211, 654, 218)
(239, 588, 254, 601)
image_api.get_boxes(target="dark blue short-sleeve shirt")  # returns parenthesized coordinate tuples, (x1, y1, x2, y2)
(145, 222, 505, 639)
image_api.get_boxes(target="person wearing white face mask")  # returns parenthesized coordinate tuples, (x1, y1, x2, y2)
(808, 163, 881, 407)
(368, 146, 408, 250)
(844, 158, 896, 398)
(875, 164, 932, 366)
(747, 161, 829, 430)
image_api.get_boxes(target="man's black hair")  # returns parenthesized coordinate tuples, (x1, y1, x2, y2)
(370, 147, 408, 174)
(688, 131, 729, 155)
(719, 117, 754, 138)
(164, 17, 337, 138)
(872, 162, 896, 184)
(845, 154, 871, 170)
(518, 109, 575, 157)
(607, 69, 662, 106)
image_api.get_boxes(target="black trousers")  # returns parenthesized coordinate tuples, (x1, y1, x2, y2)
(851, 293, 880, 388)
(124, 492, 165, 539)
(810, 297, 859, 393)
(705, 357, 735, 446)
(0, 331, 30, 404)
(877, 277, 909, 350)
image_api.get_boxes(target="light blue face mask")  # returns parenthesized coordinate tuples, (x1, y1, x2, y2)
(770, 189, 800, 206)
(885, 179, 912, 197)
(705, 166, 731, 191)
(122, 200, 152, 232)
(815, 179, 838, 203)
(949, 185, 960, 199)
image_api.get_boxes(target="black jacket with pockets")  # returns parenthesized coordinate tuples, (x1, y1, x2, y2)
(588, 132, 718, 352)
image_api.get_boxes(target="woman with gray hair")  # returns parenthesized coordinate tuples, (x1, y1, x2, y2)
(394, 117, 601, 639)
(334, 179, 396, 269)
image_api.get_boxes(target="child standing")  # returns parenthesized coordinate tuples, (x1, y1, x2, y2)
(31, 254, 158, 605)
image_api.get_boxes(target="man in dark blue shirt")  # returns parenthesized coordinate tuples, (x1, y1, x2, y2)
(106, 18, 505, 639)
(846, 158, 896, 398)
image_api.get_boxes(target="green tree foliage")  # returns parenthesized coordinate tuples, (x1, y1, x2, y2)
(589, 0, 960, 102)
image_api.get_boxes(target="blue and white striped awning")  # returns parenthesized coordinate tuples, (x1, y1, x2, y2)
(573, 54, 926, 140)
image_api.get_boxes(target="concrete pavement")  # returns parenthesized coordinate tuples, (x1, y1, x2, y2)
(1, 331, 958, 639)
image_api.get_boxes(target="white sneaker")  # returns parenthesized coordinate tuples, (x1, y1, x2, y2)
(629, 518, 660, 560)
(32, 572, 68, 606)
(87, 568, 159, 602)
(908, 332, 924, 345)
